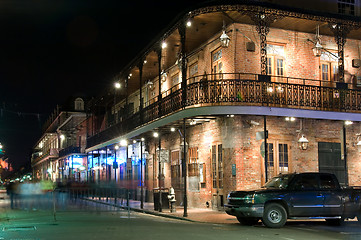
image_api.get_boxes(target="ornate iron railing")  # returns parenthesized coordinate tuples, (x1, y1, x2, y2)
(59, 146, 82, 158)
(87, 74, 361, 148)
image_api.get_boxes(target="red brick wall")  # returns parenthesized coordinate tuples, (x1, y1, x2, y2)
(144, 116, 361, 208)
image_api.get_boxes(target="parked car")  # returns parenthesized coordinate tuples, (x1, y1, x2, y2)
(225, 172, 361, 228)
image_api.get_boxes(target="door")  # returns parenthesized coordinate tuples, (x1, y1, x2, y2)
(319, 173, 343, 216)
(289, 174, 324, 216)
(318, 142, 345, 186)
(211, 144, 224, 209)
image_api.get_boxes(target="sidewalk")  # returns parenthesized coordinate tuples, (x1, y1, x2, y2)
(86, 197, 238, 224)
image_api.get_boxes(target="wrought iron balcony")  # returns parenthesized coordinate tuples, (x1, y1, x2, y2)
(87, 73, 361, 148)
(59, 146, 82, 158)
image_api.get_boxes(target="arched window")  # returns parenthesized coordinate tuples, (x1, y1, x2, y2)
(74, 98, 84, 111)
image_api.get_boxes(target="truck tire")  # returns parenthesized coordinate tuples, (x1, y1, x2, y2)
(236, 216, 259, 225)
(357, 210, 361, 225)
(262, 203, 287, 228)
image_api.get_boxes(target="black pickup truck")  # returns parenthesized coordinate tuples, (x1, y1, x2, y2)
(225, 172, 361, 228)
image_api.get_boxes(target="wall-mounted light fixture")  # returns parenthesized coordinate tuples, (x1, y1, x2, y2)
(161, 41, 167, 49)
(355, 133, 361, 152)
(298, 135, 309, 150)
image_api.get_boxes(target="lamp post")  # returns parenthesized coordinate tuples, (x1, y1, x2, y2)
(140, 138, 144, 209)
(343, 120, 352, 186)
(153, 132, 162, 212)
(114, 145, 119, 182)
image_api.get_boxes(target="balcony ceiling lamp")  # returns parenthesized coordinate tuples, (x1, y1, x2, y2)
(220, 22, 230, 48)
(312, 25, 322, 57)
(298, 135, 309, 150)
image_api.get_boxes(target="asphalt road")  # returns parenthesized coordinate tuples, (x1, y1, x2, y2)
(0, 192, 360, 240)
(0, 209, 360, 240)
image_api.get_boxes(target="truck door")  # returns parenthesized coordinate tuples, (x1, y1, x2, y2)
(320, 174, 343, 216)
(289, 174, 324, 216)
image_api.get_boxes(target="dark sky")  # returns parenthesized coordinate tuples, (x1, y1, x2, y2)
(0, 0, 196, 170)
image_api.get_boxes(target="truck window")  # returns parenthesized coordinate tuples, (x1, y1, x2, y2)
(293, 175, 319, 190)
(320, 175, 337, 189)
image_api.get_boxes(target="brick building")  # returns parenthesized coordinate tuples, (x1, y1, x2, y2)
(84, 0, 361, 210)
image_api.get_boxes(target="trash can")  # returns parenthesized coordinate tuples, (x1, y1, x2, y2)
(153, 188, 169, 211)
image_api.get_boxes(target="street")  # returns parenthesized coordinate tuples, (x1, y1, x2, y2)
(1, 197, 361, 240)
(1, 210, 360, 240)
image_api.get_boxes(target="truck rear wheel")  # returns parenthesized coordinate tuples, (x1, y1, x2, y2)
(236, 216, 259, 225)
(262, 203, 287, 228)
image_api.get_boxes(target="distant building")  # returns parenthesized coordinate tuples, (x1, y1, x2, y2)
(31, 97, 87, 181)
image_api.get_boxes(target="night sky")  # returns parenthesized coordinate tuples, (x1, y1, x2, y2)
(0, 0, 196, 171)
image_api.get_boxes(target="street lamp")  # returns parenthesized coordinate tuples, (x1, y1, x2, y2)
(114, 82, 121, 89)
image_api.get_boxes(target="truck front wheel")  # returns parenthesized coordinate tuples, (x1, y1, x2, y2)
(262, 203, 287, 228)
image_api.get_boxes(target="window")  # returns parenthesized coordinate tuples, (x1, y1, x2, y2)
(199, 163, 206, 188)
(171, 150, 181, 189)
(320, 175, 337, 189)
(188, 147, 198, 177)
(266, 142, 290, 181)
(212, 48, 223, 80)
(189, 62, 198, 78)
(212, 144, 223, 189)
(171, 74, 180, 88)
(74, 98, 84, 111)
(320, 51, 339, 84)
(266, 44, 285, 76)
(278, 144, 288, 174)
(294, 175, 319, 190)
(338, 0, 355, 15)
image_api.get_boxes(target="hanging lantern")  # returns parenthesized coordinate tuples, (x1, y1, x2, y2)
(298, 135, 309, 150)
(220, 30, 230, 48)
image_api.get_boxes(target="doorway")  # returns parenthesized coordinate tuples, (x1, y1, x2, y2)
(211, 144, 224, 210)
(318, 142, 345, 185)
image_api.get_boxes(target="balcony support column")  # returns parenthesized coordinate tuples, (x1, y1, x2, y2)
(179, 23, 187, 108)
(328, 23, 350, 84)
(249, 10, 279, 75)
(138, 60, 144, 124)
(156, 46, 162, 117)
(125, 78, 129, 118)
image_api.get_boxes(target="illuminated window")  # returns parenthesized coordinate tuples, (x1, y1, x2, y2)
(266, 44, 285, 76)
(188, 147, 198, 177)
(211, 144, 223, 189)
(171, 150, 181, 189)
(189, 62, 198, 77)
(266, 142, 290, 180)
(212, 48, 223, 80)
(320, 51, 338, 83)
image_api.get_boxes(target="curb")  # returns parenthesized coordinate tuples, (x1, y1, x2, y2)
(83, 198, 197, 223)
